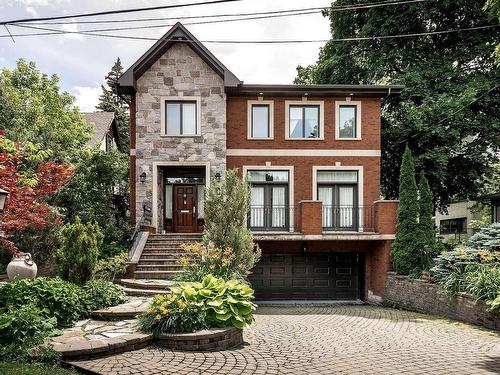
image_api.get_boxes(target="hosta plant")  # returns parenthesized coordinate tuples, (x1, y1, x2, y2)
(139, 274, 256, 335)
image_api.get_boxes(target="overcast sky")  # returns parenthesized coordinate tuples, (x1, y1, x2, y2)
(0, 0, 331, 111)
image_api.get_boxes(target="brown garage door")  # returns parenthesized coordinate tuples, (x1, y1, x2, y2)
(248, 252, 362, 300)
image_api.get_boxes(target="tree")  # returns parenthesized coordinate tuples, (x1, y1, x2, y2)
(0, 59, 92, 162)
(56, 217, 103, 285)
(53, 148, 129, 250)
(484, 0, 500, 63)
(295, 0, 500, 211)
(203, 169, 261, 277)
(96, 58, 129, 151)
(0, 133, 73, 255)
(391, 146, 420, 275)
(417, 170, 439, 268)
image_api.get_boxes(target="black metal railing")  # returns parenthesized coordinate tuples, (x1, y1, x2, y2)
(322, 205, 374, 232)
(248, 205, 294, 231)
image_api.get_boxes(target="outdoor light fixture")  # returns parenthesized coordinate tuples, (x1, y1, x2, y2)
(140, 172, 147, 184)
(0, 188, 9, 213)
(214, 172, 222, 182)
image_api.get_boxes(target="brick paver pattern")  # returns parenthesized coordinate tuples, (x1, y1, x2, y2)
(69, 305, 500, 374)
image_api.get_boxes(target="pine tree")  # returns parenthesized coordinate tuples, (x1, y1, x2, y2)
(97, 58, 129, 152)
(391, 146, 420, 275)
(418, 171, 435, 246)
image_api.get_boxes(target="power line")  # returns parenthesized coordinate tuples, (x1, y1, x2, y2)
(436, 83, 500, 126)
(0, 0, 243, 25)
(3, 24, 498, 43)
(16, 0, 426, 26)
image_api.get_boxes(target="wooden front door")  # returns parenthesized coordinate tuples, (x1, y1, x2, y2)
(173, 185, 197, 233)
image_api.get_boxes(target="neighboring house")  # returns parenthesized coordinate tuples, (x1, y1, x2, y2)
(82, 111, 121, 152)
(434, 200, 482, 242)
(116, 23, 403, 302)
(478, 192, 500, 223)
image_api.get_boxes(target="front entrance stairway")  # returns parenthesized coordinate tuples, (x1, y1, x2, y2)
(133, 234, 201, 280)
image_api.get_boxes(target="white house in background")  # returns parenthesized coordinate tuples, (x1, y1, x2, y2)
(82, 112, 121, 152)
(435, 200, 483, 242)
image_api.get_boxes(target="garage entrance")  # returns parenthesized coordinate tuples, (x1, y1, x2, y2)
(248, 252, 363, 300)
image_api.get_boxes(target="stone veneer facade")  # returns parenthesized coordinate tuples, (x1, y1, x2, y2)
(135, 43, 227, 227)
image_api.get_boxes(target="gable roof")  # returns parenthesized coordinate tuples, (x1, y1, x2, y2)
(116, 22, 241, 94)
(82, 111, 120, 149)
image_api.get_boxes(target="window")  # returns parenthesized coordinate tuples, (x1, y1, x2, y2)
(288, 105, 320, 139)
(161, 98, 200, 136)
(248, 170, 290, 230)
(317, 171, 358, 230)
(251, 105, 270, 138)
(338, 105, 357, 138)
(247, 100, 274, 139)
(335, 101, 361, 140)
(440, 218, 467, 234)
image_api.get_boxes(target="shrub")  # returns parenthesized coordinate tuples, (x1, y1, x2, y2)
(200, 169, 260, 280)
(139, 274, 256, 335)
(56, 217, 103, 285)
(468, 222, 500, 251)
(0, 304, 59, 359)
(0, 277, 87, 327)
(94, 252, 128, 281)
(81, 279, 126, 311)
(487, 295, 500, 316)
(100, 242, 128, 258)
(177, 242, 236, 282)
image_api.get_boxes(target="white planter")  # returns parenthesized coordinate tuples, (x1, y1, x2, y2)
(7, 253, 37, 280)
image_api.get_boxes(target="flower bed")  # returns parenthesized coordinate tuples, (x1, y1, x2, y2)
(156, 326, 243, 351)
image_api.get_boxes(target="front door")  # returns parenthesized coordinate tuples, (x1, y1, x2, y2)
(173, 185, 197, 233)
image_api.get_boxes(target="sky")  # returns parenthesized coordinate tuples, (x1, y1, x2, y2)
(0, 0, 332, 111)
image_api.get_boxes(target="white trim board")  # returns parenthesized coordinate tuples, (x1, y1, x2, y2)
(227, 149, 380, 157)
(151, 161, 211, 231)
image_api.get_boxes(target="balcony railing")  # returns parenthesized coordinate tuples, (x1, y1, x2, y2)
(322, 205, 374, 232)
(248, 205, 294, 231)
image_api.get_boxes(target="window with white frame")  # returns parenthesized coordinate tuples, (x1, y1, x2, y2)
(251, 104, 270, 138)
(336, 101, 361, 140)
(162, 100, 198, 136)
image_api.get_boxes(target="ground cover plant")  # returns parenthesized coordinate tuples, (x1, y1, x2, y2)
(139, 274, 256, 334)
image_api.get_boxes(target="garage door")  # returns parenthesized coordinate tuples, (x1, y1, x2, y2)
(248, 252, 362, 300)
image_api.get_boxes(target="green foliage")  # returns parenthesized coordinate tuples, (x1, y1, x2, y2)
(487, 295, 500, 315)
(139, 274, 256, 334)
(0, 59, 91, 162)
(96, 58, 130, 151)
(0, 277, 87, 327)
(177, 242, 238, 282)
(56, 218, 103, 285)
(202, 169, 260, 278)
(81, 279, 126, 311)
(0, 361, 76, 375)
(53, 148, 130, 247)
(0, 304, 59, 359)
(391, 146, 420, 274)
(296, 0, 500, 210)
(93, 252, 128, 281)
(468, 222, 500, 250)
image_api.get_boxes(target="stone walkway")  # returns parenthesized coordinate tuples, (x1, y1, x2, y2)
(68, 305, 500, 374)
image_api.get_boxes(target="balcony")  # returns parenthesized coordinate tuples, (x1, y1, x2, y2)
(249, 200, 398, 240)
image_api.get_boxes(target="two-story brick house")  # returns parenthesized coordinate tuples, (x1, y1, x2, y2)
(117, 23, 403, 302)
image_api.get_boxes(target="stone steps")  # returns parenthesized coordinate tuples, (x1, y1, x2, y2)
(120, 278, 175, 290)
(136, 264, 183, 272)
(122, 287, 168, 297)
(137, 258, 179, 265)
(134, 270, 182, 280)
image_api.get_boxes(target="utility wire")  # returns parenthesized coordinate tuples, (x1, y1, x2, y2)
(15, 0, 426, 26)
(436, 83, 500, 126)
(4, 24, 498, 43)
(0, 0, 243, 25)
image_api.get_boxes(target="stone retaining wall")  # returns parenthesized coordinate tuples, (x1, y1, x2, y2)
(384, 272, 499, 331)
(157, 327, 243, 351)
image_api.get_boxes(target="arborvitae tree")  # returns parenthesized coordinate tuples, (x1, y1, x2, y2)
(418, 171, 435, 246)
(203, 169, 261, 276)
(391, 146, 420, 275)
(97, 58, 129, 152)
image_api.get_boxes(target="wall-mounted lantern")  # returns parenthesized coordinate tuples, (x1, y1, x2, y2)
(214, 172, 222, 182)
(139, 172, 147, 184)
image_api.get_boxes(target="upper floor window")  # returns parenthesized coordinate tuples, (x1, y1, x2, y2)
(335, 101, 361, 140)
(247, 100, 273, 139)
(285, 101, 324, 140)
(161, 97, 201, 136)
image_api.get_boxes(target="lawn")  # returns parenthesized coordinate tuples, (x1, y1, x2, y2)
(0, 361, 77, 375)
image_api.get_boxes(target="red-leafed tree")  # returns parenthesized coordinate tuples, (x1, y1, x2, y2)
(0, 132, 73, 255)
